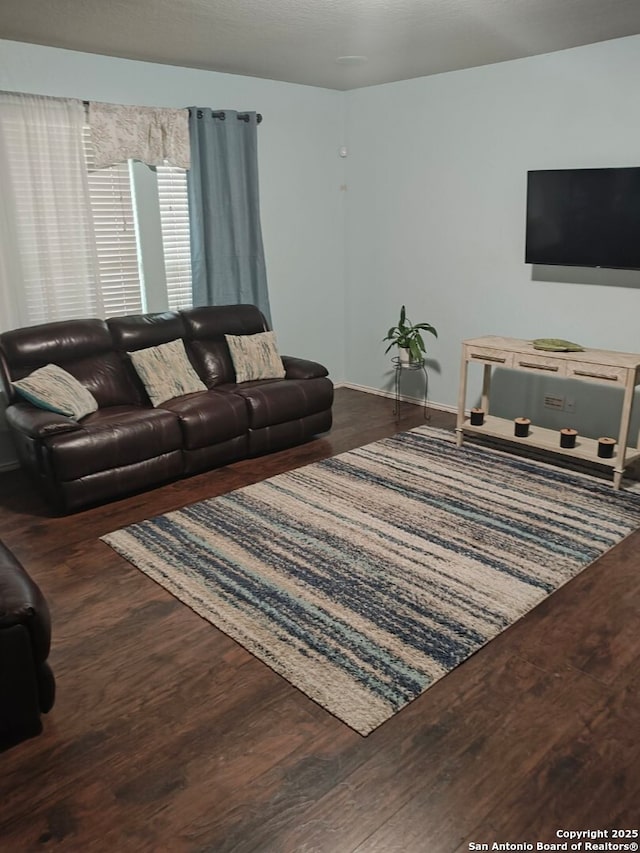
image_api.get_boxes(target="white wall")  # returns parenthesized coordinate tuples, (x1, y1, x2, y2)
(345, 35, 640, 437)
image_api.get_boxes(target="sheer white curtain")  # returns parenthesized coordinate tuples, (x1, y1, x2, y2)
(0, 92, 103, 330)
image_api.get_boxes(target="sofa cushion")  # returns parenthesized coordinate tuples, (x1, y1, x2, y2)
(159, 390, 249, 450)
(225, 331, 286, 383)
(65, 352, 146, 408)
(45, 406, 183, 480)
(230, 376, 334, 430)
(181, 304, 268, 339)
(13, 364, 98, 420)
(0, 318, 146, 408)
(129, 340, 206, 406)
(185, 340, 233, 387)
(107, 312, 186, 352)
(181, 304, 270, 387)
(0, 319, 112, 378)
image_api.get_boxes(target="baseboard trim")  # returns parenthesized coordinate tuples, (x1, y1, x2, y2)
(334, 382, 457, 415)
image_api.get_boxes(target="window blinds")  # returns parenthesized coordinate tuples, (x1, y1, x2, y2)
(83, 128, 144, 317)
(156, 165, 193, 312)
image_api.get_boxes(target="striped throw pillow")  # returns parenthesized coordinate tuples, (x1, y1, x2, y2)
(13, 363, 98, 420)
(129, 339, 206, 406)
(225, 331, 286, 383)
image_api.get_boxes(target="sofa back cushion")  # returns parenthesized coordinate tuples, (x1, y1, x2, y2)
(107, 312, 192, 405)
(107, 312, 187, 352)
(181, 304, 269, 387)
(0, 319, 143, 408)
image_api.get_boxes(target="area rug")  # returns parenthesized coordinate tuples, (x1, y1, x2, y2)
(101, 426, 640, 735)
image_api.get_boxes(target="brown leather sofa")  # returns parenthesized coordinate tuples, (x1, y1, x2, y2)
(0, 541, 55, 750)
(0, 304, 333, 513)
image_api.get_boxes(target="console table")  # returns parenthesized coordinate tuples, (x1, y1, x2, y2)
(456, 336, 640, 489)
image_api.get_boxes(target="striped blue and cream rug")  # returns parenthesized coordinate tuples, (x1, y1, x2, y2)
(101, 426, 640, 735)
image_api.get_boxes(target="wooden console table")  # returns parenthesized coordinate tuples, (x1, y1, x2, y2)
(456, 336, 640, 489)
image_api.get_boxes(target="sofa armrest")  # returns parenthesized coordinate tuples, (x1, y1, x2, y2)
(0, 542, 55, 747)
(5, 402, 82, 439)
(0, 542, 51, 661)
(281, 356, 329, 381)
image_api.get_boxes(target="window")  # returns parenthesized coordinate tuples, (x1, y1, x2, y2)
(0, 94, 192, 329)
(156, 166, 193, 311)
(84, 128, 144, 317)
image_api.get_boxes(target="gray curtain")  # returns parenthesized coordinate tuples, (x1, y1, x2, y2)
(187, 108, 272, 324)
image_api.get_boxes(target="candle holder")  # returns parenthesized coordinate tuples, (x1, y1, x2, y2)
(597, 437, 616, 458)
(514, 417, 530, 438)
(470, 408, 485, 426)
(560, 428, 578, 449)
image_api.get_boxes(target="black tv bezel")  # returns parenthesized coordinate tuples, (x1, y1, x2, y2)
(525, 166, 640, 271)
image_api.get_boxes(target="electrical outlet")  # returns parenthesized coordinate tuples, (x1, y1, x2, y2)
(543, 394, 565, 411)
(565, 398, 576, 414)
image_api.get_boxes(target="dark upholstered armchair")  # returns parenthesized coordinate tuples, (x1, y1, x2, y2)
(0, 542, 55, 750)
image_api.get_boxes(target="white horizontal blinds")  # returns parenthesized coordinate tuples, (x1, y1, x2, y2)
(156, 165, 193, 311)
(83, 128, 144, 317)
(0, 95, 103, 325)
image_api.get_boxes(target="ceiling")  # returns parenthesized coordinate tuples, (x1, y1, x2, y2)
(2, 0, 640, 90)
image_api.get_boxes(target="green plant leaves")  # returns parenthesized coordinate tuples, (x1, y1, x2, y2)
(382, 306, 437, 360)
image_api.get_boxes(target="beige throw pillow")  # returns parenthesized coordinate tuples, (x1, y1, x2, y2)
(129, 339, 206, 406)
(225, 331, 286, 383)
(13, 363, 98, 420)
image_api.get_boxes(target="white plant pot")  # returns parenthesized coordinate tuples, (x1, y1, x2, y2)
(398, 347, 412, 364)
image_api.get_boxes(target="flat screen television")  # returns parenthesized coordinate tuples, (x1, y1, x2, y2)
(525, 167, 640, 270)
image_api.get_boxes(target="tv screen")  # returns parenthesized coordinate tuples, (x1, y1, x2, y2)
(525, 167, 640, 270)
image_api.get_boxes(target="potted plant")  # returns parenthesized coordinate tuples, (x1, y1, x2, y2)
(383, 305, 437, 364)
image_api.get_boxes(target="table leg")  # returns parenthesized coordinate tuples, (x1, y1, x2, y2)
(613, 374, 636, 488)
(481, 364, 492, 414)
(456, 347, 469, 447)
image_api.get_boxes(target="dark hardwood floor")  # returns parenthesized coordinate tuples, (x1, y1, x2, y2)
(1, 388, 638, 851)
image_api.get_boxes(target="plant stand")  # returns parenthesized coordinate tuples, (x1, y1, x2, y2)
(392, 356, 429, 420)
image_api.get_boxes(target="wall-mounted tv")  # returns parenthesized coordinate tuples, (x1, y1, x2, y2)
(525, 167, 640, 270)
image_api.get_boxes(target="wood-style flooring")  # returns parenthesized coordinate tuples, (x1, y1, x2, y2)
(0, 388, 638, 852)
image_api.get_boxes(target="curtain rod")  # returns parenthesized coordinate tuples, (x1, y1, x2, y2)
(196, 109, 263, 124)
(82, 102, 262, 124)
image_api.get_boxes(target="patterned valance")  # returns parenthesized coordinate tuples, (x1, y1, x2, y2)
(88, 102, 190, 169)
